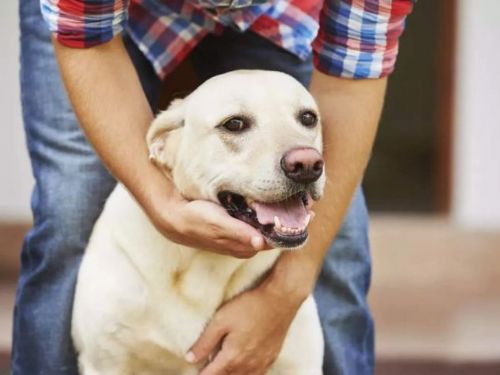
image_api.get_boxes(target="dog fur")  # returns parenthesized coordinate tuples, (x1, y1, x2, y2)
(72, 70, 325, 374)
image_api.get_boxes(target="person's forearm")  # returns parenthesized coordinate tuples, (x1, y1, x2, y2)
(53, 35, 173, 220)
(263, 69, 387, 302)
(53, 35, 266, 255)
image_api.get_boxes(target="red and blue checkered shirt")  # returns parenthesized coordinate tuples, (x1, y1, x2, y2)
(41, 0, 413, 79)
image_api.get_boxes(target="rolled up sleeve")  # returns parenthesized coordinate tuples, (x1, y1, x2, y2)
(40, 0, 128, 48)
(313, 0, 414, 79)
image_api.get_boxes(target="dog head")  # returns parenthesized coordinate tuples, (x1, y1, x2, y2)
(147, 70, 325, 249)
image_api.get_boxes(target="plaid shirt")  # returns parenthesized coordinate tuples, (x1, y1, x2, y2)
(41, 0, 413, 79)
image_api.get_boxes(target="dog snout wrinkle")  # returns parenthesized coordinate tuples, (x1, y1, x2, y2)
(280, 147, 324, 184)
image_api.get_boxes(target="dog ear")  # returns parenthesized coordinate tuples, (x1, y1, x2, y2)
(146, 99, 185, 169)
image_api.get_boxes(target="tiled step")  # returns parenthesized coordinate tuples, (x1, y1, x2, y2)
(369, 216, 500, 361)
(376, 360, 500, 375)
(0, 283, 14, 353)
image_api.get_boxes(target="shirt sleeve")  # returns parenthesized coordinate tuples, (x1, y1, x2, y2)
(313, 0, 414, 79)
(40, 0, 129, 48)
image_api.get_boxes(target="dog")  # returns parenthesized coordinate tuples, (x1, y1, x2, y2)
(72, 70, 326, 374)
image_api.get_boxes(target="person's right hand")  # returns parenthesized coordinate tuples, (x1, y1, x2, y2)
(148, 187, 270, 259)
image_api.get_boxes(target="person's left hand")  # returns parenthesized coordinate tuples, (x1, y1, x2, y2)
(186, 284, 303, 375)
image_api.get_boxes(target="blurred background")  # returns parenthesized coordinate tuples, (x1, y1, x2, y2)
(1, 1, 499, 374)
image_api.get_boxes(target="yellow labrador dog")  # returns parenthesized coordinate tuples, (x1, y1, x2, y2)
(72, 70, 325, 375)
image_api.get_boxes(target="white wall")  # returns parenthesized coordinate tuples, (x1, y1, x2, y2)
(452, 0, 500, 229)
(0, 1, 34, 222)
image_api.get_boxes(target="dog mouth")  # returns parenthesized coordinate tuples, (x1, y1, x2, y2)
(217, 191, 312, 248)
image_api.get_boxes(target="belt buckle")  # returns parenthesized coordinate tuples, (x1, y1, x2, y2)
(215, 0, 266, 9)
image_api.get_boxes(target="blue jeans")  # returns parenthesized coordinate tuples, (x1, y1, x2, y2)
(13, 1, 374, 374)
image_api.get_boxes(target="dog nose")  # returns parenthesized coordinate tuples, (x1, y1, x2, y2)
(280, 147, 324, 184)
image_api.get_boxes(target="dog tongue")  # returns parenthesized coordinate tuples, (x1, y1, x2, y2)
(253, 195, 308, 228)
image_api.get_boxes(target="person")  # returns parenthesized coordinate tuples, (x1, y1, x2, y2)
(12, 0, 413, 374)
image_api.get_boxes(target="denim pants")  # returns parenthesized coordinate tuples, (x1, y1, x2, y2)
(13, 1, 374, 374)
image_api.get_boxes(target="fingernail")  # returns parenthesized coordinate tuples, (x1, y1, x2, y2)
(251, 236, 263, 250)
(185, 351, 196, 363)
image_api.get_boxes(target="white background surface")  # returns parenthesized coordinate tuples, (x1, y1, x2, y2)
(0, 1, 34, 221)
(452, 0, 500, 229)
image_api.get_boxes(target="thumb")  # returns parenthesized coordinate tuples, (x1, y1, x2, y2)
(186, 320, 227, 364)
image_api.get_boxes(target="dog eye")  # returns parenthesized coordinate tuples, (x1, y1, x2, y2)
(299, 111, 318, 128)
(222, 117, 248, 132)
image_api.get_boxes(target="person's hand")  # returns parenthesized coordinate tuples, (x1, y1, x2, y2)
(149, 186, 271, 258)
(185, 283, 304, 375)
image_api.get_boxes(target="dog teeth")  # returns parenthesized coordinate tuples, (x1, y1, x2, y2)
(273, 216, 307, 235)
(274, 216, 282, 230)
(304, 214, 311, 227)
(294, 227, 304, 235)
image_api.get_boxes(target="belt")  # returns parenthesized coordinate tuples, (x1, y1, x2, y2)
(206, 0, 267, 9)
